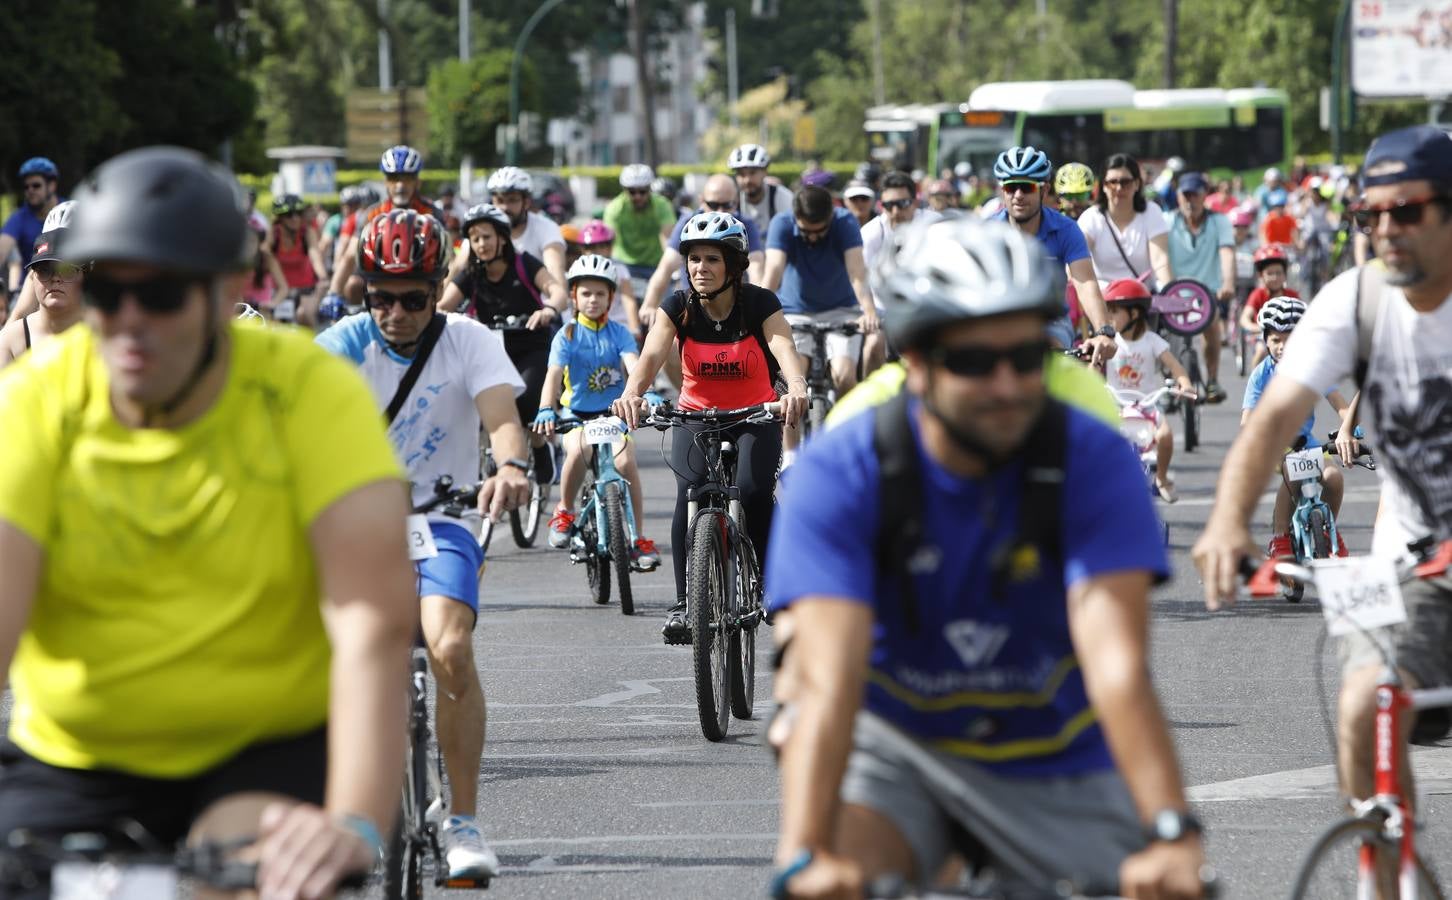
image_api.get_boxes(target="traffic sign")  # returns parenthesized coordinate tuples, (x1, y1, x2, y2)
(345, 88, 430, 163)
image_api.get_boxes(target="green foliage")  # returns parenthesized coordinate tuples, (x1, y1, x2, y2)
(427, 52, 531, 167)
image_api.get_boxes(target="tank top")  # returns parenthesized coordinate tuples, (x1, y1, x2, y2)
(272, 224, 316, 289)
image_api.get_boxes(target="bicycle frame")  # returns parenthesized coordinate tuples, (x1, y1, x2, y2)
(577, 430, 640, 557)
(1283, 462, 1338, 563)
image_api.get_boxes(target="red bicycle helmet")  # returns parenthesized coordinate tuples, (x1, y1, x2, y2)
(357, 209, 451, 282)
(1253, 243, 1289, 271)
(1104, 278, 1153, 308)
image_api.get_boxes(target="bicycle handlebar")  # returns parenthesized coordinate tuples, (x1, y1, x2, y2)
(1240, 539, 1452, 599)
(488, 314, 535, 331)
(412, 475, 482, 515)
(644, 401, 782, 429)
(789, 321, 860, 336)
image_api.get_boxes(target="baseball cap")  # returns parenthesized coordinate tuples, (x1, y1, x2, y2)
(1177, 172, 1210, 194)
(27, 230, 65, 268)
(1361, 125, 1452, 188)
(843, 181, 874, 200)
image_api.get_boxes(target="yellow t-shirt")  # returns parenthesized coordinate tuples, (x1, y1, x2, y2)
(0, 323, 403, 777)
(826, 354, 1122, 429)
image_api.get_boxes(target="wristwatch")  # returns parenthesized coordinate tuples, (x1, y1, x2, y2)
(1144, 809, 1202, 844)
(1094, 324, 1118, 339)
(501, 458, 531, 473)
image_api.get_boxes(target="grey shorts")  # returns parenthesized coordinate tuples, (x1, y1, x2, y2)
(785, 308, 864, 363)
(1338, 573, 1452, 690)
(840, 711, 1143, 895)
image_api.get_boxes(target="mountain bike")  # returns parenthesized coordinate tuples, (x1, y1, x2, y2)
(1271, 433, 1376, 602)
(645, 402, 779, 741)
(1150, 278, 1214, 453)
(554, 415, 648, 615)
(790, 320, 859, 438)
(389, 477, 491, 898)
(1243, 540, 1452, 900)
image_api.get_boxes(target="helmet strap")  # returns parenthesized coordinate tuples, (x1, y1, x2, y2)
(142, 281, 224, 428)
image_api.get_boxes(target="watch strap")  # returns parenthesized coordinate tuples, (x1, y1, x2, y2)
(501, 457, 531, 472)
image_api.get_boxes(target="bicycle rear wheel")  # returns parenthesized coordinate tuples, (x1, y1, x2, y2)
(689, 511, 731, 741)
(510, 473, 545, 547)
(605, 482, 634, 616)
(1291, 817, 1444, 900)
(729, 538, 759, 720)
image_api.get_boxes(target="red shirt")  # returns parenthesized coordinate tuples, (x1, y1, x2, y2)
(340, 197, 443, 239)
(1244, 286, 1300, 324)
(1260, 211, 1297, 247)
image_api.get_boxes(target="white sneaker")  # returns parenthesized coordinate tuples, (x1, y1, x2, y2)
(439, 815, 499, 880)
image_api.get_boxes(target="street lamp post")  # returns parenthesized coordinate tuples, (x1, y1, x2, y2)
(1331, 0, 1352, 164)
(508, 0, 568, 165)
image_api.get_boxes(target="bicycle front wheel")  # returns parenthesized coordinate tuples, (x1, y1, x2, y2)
(605, 482, 634, 616)
(689, 511, 731, 741)
(382, 741, 427, 899)
(1291, 817, 1444, 900)
(510, 473, 545, 547)
(729, 538, 759, 720)
(1308, 506, 1332, 559)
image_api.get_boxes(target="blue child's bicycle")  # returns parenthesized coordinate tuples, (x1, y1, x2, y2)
(555, 415, 646, 615)
(1276, 431, 1376, 601)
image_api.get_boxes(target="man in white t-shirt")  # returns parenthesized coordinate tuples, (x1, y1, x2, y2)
(730, 143, 795, 238)
(860, 171, 941, 373)
(1194, 125, 1452, 808)
(487, 166, 567, 290)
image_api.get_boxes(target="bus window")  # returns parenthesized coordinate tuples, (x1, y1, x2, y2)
(937, 122, 1015, 177)
(1244, 106, 1287, 171)
(1021, 114, 1106, 169)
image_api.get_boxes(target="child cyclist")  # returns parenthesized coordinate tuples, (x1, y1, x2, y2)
(576, 220, 644, 341)
(533, 254, 661, 570)
(1102, 278, 1196, 503)
(1237, 243, 1298, 370)
(1244, 296, 1351, 559)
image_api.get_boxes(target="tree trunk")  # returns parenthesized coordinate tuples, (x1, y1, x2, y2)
(1163, 0, 1178, 88)
(628, 0, 660, 167)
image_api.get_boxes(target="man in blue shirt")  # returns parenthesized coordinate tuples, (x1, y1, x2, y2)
(1, 158, 63, 311)
(764, 218, 1203, 899)
(763, 185, 878, 455)
(1166, 172, 1236, 404)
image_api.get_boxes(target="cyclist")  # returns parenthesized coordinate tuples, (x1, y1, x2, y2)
(1053, 162, 1096, 220)
(1195, 124, 1452, 818)
(730, 142, 794, 238)
(1, 157, 63, 277)
(602, 163, 676, 298)
(854, 161, 883, 193)
(439, 203, 570, 484)
(320, 185, 364, 274)
(317, 208, 532, 882)
(989, 146, 1117, 363)
(652, 174, 688, 220)
(1253, 166, 1286, 214)
(534, 254, 660, 569)
(576, 219, 644, 339)
(765, 218, 1202, 900)
(0, 146, 415, 900)
(486, 166, 568, 290)
(611, 212, 808, 644)
(560, 222, 583, 268)
(314, 144, 442, 324)
(1237, 244, 1298, 369)
(1242, 296, 1352, 561)
(861, 171, 940, 374)
(1165, 171, 1235, 403)
(924, 179, 958, 214)
(1103, 279, 1198, 503)
(0, 203, 84, 365)
(640, 174, 766, 327)
(1259, 192, 1298, 251)
(1076, 154, 1174, 289)
(843, 180, 876, 228)
(265, 193, 327, 321)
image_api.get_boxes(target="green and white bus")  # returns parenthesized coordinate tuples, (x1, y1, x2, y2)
(866, 79, 1291, 180)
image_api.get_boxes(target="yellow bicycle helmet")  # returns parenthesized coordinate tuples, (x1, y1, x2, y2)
(1054, 162, 1095, 197)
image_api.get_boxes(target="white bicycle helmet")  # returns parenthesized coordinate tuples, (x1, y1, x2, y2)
(873, 218, 1062, 349)
(678, 212, 749, 258)
(566, 253, 619, 289)
(619, 164, 655, 190)
(1259, 296, 1306, 334)
(728, 143, 771, 170)
(992, 146, 1053, 183)
(42, 200, 76, 232)
(462, 203, 511, 233)
(487, 166, 533, 195)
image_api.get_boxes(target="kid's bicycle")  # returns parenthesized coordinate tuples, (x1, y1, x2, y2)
(554, 415, 651, 615)
(1272, 433, 1376, 602)
(1149, 278, 1215, 453)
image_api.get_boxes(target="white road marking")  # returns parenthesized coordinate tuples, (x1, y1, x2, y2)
(491, 833, 776, 848)
(1188, 746, 1452, 802)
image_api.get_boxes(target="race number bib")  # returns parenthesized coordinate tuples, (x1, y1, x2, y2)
(583, 417, 627, 447)
(1284, 447, 1325, 483)
(1310, 556, 1407, 637)
(53, 863, 177, 900)
(405, 514, 439, 560)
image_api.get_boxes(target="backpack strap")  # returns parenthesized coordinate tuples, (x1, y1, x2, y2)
(515, 254, 544, 307)
(1353, 265, 1385, 392)
(988, 400, 1069, 598)
(873, 391, 925, 632)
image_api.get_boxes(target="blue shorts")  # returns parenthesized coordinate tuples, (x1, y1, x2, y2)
(416, 521, 483, 614)
(1046, 315, 1076, 349)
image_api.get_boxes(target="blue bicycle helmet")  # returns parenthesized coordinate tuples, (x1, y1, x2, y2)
(317, 294, 349, 325)
(380, 145, 423, 176)
(19, 157, 58, 179)
(678, 212, 749, 259)
(993, 146, 1053, 183)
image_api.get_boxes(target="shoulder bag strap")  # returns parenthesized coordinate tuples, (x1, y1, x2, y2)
(1353, 265, 1385, 392)
(384, 314, 447, 425)
(514, 254, 544, 307)
(1104, 212, 1146, 281)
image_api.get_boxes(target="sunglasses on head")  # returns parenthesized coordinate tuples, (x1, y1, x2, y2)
(31, 260, 88, 283)
(1001, 182, 1041, 196)
(1353, 195, 1450, 234)
(702, 199, 735, 211)
(931, 340, 1049, 377)
(83, 272, 201, 315)
(364, 289, 431, 312)
(881, 198, 914, 211)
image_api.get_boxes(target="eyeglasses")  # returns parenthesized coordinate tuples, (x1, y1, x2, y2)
(1353, 195, 1450, 234)
(364, 289, 431, 312)
(881, 198, 914, 212)
(702, 199, 735, 211)
(83, 272, 201, 315)
(31, 261, 87, 283)
(23, 181, 47, 191)
(931, 340, 1049, 377)
(1001, 182, 1041, 196)
(796, 221, 831, 239)
(1102, 177, 1137, 188)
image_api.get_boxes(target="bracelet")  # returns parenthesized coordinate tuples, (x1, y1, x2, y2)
(768, 849, 814, 899)
(335, 813, 384, 861)
(787, 376, 808, 386)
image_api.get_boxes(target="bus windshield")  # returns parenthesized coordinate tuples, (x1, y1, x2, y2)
(1020, 105, 1286, 174)
(937, 122, 1016, 177)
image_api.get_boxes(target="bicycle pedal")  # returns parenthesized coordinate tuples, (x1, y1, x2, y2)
(662, 627, 692, 646)
(440, 876, 491, 889)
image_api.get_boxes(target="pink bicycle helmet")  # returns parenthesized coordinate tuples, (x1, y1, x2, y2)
(578, 220, 615, 246)
(1230, 206, 1255, 228)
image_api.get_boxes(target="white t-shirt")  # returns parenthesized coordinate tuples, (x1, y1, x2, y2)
(1105, 329, 1170, 394)
(739, 183, 795, 238)
(861, 210, 944, 311)
(514, 212, 564, 263)
(1275, 268, 1452, 555)
(1077, 203, 1169, 285)
(316, 312, 526, 521)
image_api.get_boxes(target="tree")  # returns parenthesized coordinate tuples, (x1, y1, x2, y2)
(427, 52, 536, 167)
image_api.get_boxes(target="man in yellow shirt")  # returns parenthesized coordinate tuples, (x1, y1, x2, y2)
(0, 147, 416, 899)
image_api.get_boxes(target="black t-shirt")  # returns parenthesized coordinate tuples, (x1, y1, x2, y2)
(453, 252, 549, 349)
(661, 283, 783, 385)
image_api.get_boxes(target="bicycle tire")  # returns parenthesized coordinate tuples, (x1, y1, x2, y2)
(807, 396, 829, 436)
(382, 739, 427, 899)
(729, 538, 758, 720)
(583, 506, 609, 606)
(605, 482, 634, 616)
(689, 512, 731, 741)
(1309, 506, 1333, 559)
(1182, 352, 1201, 453)
(1290, 816, 1444, 900)
(510, 473, 545, 548)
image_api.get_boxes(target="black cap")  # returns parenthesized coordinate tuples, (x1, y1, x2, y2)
(26, 230, 65, 268)
(1362, 125, 1452, 189)
(66, 146, 253, 275)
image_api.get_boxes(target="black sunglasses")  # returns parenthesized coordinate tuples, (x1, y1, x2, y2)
(881, 198, 914, 211)
(364, 289, 431, 312)
(703, 199, 735, 211)
(931, 340, 1049, 377)
(1353, 195, 1449, 234)
(83, 272, 201, 315)
(1001, 182, 1041, 195)
(628, 188, 650, 196)
(23, 181, 47, 191)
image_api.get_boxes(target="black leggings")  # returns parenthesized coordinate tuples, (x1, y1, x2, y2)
(669, 421, 782, 600)
(504, 337, 550, 425)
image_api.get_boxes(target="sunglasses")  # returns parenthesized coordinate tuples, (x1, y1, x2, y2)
(23, 181, 47, 191)
(703, 199, 735, 211)
(1353, 195, 1449, 234)
(31, 261, 87, 282)
(931, 340, 1049, 377)
(1058, 192, 1093, 204)
(628, 188, 650, 196)
(1102, 177, 1137, 188)
(881, 198, 914, 212)
(364, 289, 431, 312)
(83, 272, 201, 315)
(796, 221, 831, 239)
(1001, 182, 1041, 196)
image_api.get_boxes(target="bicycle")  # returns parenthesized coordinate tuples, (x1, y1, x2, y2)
(1149, 278, 1214, 454)
(790, 321, 859, 437)
(1271, 432, 1377, 602)
(644, 401, 780, 741)
(1242, 540, 1452, 900)
(554, 414, 649, 615)
(1112, 380, 1197, 545)
(389, 477, 491, 898)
